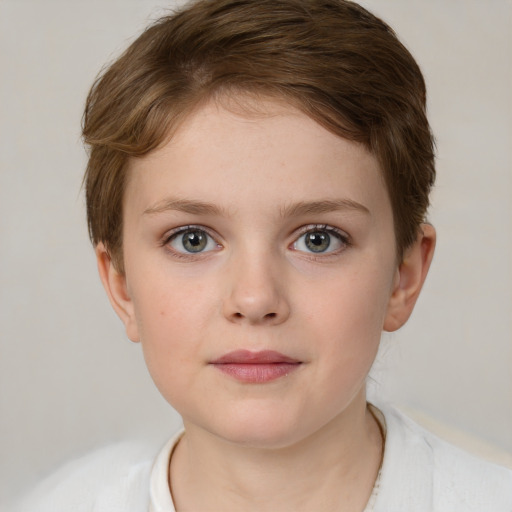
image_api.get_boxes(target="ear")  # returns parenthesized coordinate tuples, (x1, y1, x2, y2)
(95, 243, 140, 343)
(384, 223, 436, 332)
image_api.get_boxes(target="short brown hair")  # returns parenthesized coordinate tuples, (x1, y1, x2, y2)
(83, 0, 435, 271)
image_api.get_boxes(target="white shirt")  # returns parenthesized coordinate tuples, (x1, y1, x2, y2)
(14, 404, 512, 511)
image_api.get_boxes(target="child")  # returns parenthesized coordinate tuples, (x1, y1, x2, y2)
(16, 0, 512, 510)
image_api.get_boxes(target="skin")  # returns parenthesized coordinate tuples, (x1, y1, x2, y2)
(97, 97, 435, 511)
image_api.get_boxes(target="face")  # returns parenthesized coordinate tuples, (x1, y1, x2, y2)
(101, 98, 424, 449)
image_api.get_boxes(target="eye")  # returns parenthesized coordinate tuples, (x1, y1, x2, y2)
(292, 226, 348, 254)
(168, 227, 219, 254)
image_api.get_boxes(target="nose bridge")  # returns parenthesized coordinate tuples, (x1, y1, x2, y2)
(223, 241, 290, 325)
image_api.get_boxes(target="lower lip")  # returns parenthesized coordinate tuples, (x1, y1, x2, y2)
(212, 363, 301, 383)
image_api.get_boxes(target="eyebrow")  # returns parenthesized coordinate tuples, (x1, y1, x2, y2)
(143, 197, 370, 217)
(279, 199, 370, 217)
(143, 199, 227, 216)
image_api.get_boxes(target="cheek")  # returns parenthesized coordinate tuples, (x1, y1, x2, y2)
(299, 263, 393, 366)
(309, 268, 391, 328)
(130, 271, 217, 387)
(132, 264, 213, 335)
(136, 295, 198, 407)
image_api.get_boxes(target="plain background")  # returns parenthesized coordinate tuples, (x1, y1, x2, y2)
(1, 0, 511, 506)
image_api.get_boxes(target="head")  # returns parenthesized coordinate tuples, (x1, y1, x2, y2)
(84, 0, 436, 447)
(83, 0, 435, 273)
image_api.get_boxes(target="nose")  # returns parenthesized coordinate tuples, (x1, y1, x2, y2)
(222, 251, 290, 326)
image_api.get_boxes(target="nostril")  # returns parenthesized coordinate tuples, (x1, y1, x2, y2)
(265, 312, 277, 319)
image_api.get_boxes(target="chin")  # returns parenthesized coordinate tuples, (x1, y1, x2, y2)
(202, 406, 315, 450)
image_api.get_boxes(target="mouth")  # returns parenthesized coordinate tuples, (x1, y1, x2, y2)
(209, 350, 302, 383)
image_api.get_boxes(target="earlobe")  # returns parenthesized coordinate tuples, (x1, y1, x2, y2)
(384, 224, 436, 332)
(95, 244, 140, 343)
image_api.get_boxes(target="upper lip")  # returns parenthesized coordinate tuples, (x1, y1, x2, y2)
(210, 350, 301, 364)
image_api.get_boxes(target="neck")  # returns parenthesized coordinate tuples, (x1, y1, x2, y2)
(170, 395, 384, 512)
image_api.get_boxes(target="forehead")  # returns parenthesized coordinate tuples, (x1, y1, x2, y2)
(124, 97, 390, 223)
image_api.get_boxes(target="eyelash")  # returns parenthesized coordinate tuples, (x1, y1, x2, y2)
(161, 223, 351, 259)
(161, 225, 221, 260)
(292, 224, 351, 256)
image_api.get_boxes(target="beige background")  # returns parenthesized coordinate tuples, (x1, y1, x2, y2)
(1, 0, 511, 506)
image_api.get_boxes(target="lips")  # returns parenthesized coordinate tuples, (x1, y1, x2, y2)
(210, 350, 302, 383)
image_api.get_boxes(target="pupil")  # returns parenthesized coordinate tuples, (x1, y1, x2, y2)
(306, 232, 330, 252)
(183, 231, 206, 252)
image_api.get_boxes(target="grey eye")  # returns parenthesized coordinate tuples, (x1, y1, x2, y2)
(292, 228, 347, 254)
(169, 229, 217, 253)
(304, 231, 331, 252)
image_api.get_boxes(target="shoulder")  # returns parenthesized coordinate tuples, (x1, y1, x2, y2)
(376, 404, 512, 512)
(13, 441, 157, 512)
(426, 425, 512, 510)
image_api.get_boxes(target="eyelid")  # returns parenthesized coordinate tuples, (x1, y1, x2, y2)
(160, 223, 350, 258)
(163, 224, 219, 244)
(161, 225, 223, 259)
(293, 224, 350, 242)
(290, 224, 352, 254)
